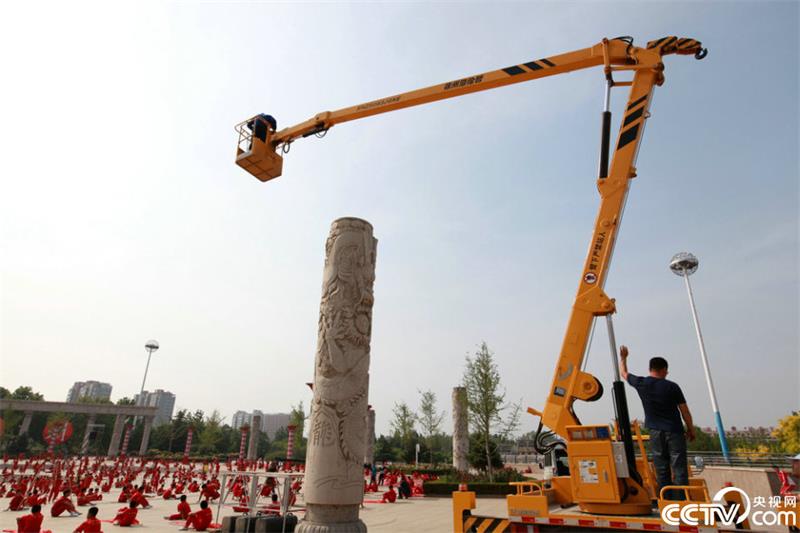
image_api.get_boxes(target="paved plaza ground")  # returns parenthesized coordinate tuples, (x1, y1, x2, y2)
(0, 477, 508, 532)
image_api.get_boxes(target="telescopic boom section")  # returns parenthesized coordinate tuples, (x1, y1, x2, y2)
(234, 36, 706, 442)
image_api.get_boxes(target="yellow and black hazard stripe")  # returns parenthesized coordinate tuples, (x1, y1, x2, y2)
(646, 36, 677, 50)
(464, 515, 511, 532)
(502, 58, 557, 76)
(617, 94, 649, 151)
(675, 37, 701, 52)
(646, 36, 702, 56)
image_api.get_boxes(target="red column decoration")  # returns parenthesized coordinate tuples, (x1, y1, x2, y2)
(285, 424, 297, 471)
(239, 426, 248, 461)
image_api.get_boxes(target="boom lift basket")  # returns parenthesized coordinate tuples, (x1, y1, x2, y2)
(235, 115, 283, 182)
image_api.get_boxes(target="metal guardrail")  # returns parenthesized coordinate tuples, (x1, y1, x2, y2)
(687, 451, 793, 469)
(502, 451, 793, 469)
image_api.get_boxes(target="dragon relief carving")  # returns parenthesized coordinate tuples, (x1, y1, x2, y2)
(305, 218, 377, 502)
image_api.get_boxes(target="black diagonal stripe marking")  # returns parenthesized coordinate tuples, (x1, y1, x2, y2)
(523, 61, 543, 71)
(540, 58, 556, 67)
(470, 517, 486, 532)
(487, 518, 504, 532)
(662, 36, 678, 48)
(648, 37, 668, 49)
(617, 123, 640, 150)
(627, 95, 648, 111)
(623, 106, 644, 127)
(678, 38, 691, 46)
(503, 66, 525, 76)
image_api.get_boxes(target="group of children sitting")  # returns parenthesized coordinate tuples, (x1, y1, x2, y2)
(11, 487, 215, 532)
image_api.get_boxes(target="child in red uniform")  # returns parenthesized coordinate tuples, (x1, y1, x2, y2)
(74, 506, 103, 532)
(7, 489, 25, 510)
(51, 489, 81, 517)
(130, 485, 150, 508)
(382, 485, 397, 503)
(164, 494, 191, 520)
(180, 500, 212, 531)
(16, 503, 44, 533)
(112, 501, 139, 527)
(77, 491, 92, 506)
(25, 489, 44, 508)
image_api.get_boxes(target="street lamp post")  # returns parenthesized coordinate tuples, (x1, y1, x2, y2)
(136, 340, 159, 425)
(669, 252, 731, 462)
(141, 340, 159, 398)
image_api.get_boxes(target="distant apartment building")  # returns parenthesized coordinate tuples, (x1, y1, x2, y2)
(231, 410, 291, 438)
(134, 389, 176, 426)
(231, 410, 250, 430)
(263, 413, 291, 439)
(66, 381, 112, 403)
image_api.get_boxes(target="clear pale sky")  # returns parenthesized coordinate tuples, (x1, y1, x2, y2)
(1, 1, 797, 437)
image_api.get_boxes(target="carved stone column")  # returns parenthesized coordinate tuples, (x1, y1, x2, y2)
(452, 387, 469, 472)
(139, 416, 153, 456)
(364, 407, 375, 465)
(247, 415, 261, 461)
(296, 218, 377, 533)
(19, 412, 34, 435)
(107, 414, 125, 457)
(81, 415, 96, 456)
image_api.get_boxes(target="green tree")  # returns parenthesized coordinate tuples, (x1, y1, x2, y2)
(273, 426, 289, 442)
(773, 412, 800, 454)
(148, 423, 173, 452)
(417, 390, 445, 465)
(289, 402, 307, 460)
(10, 386, 44, 401)
(116, 397, 135, 406)
(257, 431, 271, 458)
(166, 410, 194, 453)
(6, 434, 30, 455)
(463, 342, 514, 481)
(391, 402, 416, 455)
(375, 435, 397, 462)
(197, 410, 224, 453)
(467, 433, 503, 472)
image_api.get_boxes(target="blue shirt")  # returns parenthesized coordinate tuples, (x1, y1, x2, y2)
(626, 373, 687, 432)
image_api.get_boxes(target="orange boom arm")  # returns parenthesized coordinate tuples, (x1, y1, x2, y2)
(235, 36, 706, 442)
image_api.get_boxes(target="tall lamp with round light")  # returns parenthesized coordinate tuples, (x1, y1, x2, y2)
(670, 252, 730, 462)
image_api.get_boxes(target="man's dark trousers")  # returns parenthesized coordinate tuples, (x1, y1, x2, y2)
(650, 429, 688, 500)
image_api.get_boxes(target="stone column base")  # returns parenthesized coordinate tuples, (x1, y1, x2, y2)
(295, 504, 366, 533)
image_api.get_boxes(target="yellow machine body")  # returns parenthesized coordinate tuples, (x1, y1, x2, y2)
(565, 425, 652, 515)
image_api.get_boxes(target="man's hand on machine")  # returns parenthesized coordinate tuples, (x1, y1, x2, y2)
(619, 345, 629, 359)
